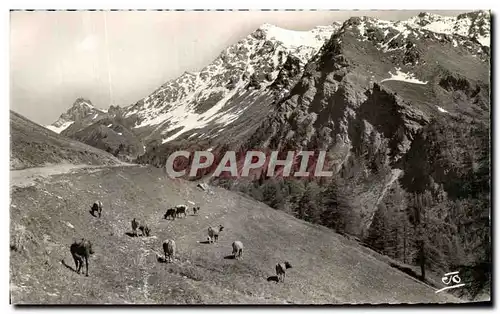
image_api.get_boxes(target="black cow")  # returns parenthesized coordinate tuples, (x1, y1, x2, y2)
(139, 224, 151, 237)
(164, 208, 177, 220)
(70, 239, 94, 276)
(175, 205, 188, 218)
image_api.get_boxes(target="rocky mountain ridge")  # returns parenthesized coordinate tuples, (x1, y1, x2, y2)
(46, 11, 490, 150)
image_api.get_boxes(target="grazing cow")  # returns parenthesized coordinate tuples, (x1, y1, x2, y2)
(70, 239, 94, 276)
(162, 239, 176, 263)
(207, 225, 224, 243)
(175, 205, 188, 218)
(192, 207, 200, 215)
(139, 224, 151, 237)
(90, 201, 103, 218)
(164, 208, 177, 220)
(232, 241, 243, 259)
(131, 218, 140, 236)
(276, 261, 292, 283)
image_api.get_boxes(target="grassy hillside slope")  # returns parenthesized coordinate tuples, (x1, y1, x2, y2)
(10, 165, 461, 304)
(10, 111, 120, 170)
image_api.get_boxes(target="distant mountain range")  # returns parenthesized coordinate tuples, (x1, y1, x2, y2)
(46, 11, 489, 153)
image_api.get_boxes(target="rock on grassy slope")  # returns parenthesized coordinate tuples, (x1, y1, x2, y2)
(10, 165, 461, 304)
(10, 111, 120, 170)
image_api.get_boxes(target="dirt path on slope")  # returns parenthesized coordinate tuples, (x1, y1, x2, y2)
(10, 163, 138, 188)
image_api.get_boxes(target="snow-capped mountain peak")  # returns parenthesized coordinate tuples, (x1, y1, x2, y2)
(338, 11, 490, 48)
(257, 23, 337, 50)
(46, 98, 105, 134)
(45, 120, 75, 134)
(114, 23, 342, 143)
(404, 10, 490, 47)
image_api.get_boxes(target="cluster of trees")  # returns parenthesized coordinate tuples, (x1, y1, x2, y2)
(105, 143, 134, 158)
(359, 115, 490, 299)
(220, 171, 362, 236)
(106, 143, 124, 157)
(365, 184, 490, 299)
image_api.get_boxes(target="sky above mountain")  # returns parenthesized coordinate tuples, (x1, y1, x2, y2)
(10, 10, 468, 125)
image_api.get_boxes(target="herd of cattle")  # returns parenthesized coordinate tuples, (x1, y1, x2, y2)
(70, 201, 293, 283)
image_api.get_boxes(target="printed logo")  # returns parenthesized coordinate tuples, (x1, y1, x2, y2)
(164, 150, 335, 178)
(435, 271, 466, 294)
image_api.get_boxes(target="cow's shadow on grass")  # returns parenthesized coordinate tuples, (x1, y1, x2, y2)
(267, 276, 279, 283)
(125, 232, 138, 237)
(199, 240, 211, 244)
(157, 256, 176, 264)
(61, 259, 77, 273)
(223, 255, 235, 260)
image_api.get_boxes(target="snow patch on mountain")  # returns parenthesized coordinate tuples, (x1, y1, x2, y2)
(476, 36, 490, 47)
(261, 23, 334, 50)
(404, 11, 490, 47)
(436, 106, 449, 113)
(46, 121, 74, 134)
(79, 101, 94, 109)
(357, 21, 369, 42)
(405, 13, 457, 34)
(423, 20, 455, 34)
(380, 68, 428, 85)
(158, 81, 249, 143)
(360, 11, 490, 54)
